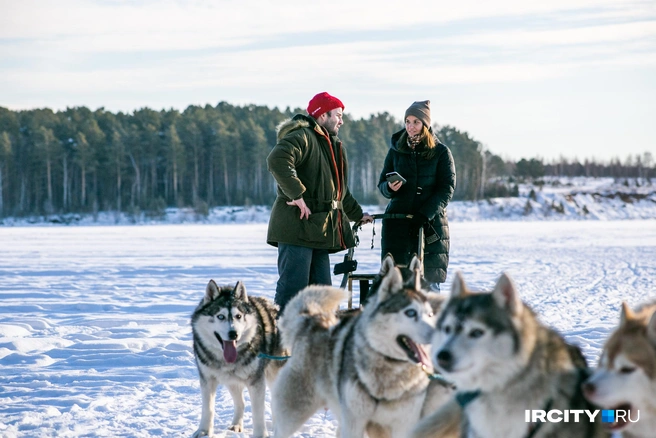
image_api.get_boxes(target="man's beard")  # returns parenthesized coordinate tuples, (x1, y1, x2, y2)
(322, 121, 339, 136)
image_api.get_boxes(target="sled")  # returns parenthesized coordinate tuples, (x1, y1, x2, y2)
(334, 213, 425, 308)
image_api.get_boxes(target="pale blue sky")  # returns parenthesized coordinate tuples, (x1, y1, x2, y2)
(1, 0, 654, 161)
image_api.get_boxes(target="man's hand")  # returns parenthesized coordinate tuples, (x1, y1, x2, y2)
(360, 213, 374, 225)
(286, 197, 312, 220)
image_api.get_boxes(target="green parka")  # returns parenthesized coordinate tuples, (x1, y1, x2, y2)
(266, 114, 364, 252)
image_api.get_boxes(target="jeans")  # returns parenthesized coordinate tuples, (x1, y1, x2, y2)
(275, 243, 331, 314)
(429, 282, 441, 292)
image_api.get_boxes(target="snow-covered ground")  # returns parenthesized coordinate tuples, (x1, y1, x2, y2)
(1, 177, 655, 437)
(1, 218, 655, 437)
(453, 176, 656, 221)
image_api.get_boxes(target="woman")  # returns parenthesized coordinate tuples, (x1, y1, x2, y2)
(378, 100, 456, 291)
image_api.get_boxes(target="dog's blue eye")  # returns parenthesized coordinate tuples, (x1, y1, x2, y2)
(619, 366, 635, 374)
(469, 329, 484, 338)
(218, 315, 225, 320)
(405, 309, 417, 318)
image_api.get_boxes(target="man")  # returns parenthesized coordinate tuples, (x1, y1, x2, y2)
(267, 92, 373, 313)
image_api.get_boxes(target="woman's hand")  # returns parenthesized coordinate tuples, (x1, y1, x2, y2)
(388, 180, 403, 192)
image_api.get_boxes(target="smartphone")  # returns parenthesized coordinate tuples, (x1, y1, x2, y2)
(386, 171, 406, 184)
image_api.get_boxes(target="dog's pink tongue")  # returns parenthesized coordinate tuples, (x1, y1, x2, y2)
(416, 344, 431, 368)
(406, 337, 431, 368)
(223, 340, 237, 363)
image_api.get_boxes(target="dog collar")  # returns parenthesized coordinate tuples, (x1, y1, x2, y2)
(455, 390, 481, 408)
(257, 352, 291, 360)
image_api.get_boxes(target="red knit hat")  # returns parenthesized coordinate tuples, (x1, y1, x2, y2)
(307, 92, 344, 118)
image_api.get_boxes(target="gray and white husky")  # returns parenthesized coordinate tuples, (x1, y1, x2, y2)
(191, 280, 286, 438)
(413, 272, 609, 438)
(272, 255, 451, 438)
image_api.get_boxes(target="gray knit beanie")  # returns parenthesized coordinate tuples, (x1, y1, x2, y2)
(404, 100, 431, 128)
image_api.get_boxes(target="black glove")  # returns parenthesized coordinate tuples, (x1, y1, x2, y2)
(410, 213, 428, 229)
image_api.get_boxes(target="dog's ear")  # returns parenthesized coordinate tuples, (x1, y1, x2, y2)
(492, 272, 523, 317)
(233, 281, 248, 302)
(408, 255, 423, 290)
(377, 262, 403, 301)
(619, 301, 633, 326)
(204, 279, 220, 304)
(451, 271, 468, 297)
(379, 254, 396, 276)
(408, 255, 421, 272)
(426, 292, 446, 315)
(647, 311, 656, 347)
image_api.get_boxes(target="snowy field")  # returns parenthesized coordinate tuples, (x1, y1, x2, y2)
(1, 220, 656, 437)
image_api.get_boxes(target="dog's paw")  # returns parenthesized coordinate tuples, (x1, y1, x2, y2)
(228, 424, 244, 433)
(191, 429, 212, 438)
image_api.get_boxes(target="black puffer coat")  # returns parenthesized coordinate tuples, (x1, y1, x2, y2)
(378, 128, 456, 283)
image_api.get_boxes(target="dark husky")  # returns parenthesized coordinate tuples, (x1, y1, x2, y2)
(191, 280, 286, 438)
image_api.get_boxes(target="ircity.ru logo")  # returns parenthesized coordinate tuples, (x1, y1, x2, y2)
(525, 409, 639, 424)
(601, 409, 639, 424)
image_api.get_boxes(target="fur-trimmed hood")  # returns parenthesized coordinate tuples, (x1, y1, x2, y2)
(276, 114, 315, 141)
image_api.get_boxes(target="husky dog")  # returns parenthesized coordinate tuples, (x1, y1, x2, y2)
(370, 255, 455, 421)
(361, 253, 431, 307)
(272, 255, 448, 438)
(413, 272, 608, 438)
(191, 280, 286, 438)
(583, 301, 656, 438)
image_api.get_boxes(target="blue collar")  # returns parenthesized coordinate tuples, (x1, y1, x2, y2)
(455, 390, 481, 408)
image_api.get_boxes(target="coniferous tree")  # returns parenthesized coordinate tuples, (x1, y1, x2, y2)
(0, 104, 652, 218)
(33, 126, 59, 213)
(0, 131, 12, 216)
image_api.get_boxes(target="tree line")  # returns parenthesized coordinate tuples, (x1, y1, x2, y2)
(0, 103, 653, 217)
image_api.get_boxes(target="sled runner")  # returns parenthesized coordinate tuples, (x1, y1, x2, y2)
(334, 213, 425, 308)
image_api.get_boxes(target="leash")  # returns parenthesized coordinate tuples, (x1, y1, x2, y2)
(370, 220, 375, 249)
(257, 353, 291, 360)
(421, 365, 456, 388)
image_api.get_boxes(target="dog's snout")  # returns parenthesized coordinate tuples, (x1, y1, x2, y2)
(436, 349, 453, 371)
(228, 330, 238, 340)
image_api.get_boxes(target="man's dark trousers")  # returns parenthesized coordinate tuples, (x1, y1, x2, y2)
(275, 243, 331, 314)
